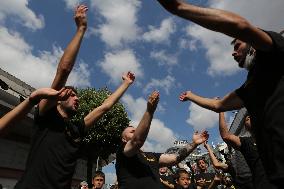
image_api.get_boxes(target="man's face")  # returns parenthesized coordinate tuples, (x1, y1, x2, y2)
(92, 176, 105, 189)
(177, 173, 190, 188)
(232, 39, 250, 68)
(197, 160, 207, 172)
(159, 167, 168, 174)
(122, 126, 135, 143)
(60, 90, 79, 114)
(80, 183, 88, 189)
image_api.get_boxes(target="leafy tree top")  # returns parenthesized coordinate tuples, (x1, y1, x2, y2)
(72, 87, 130, 160)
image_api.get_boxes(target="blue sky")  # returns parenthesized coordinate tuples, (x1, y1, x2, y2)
(1, 0, 284, 184)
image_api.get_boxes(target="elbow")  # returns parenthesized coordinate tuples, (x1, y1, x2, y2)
(212, 102, 223, 113)
(162, 1, 184, 15)
(130, 139, 144, 149)
(230, 17, 251, 35)
(221, 134, 231, 143)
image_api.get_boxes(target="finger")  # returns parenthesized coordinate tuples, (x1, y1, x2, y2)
(57, 88, 65, 94)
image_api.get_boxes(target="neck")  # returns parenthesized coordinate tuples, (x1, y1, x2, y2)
(57, 105, 70, 119)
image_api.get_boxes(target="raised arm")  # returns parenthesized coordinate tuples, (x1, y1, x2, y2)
(219, 112, 241, 150)
(204, 141, 228, 171)
(155, 0, 273, 51)
(179, 91, 243, 112)
(0, 88, 71, 131)
(39, 5, 88, 114)
(123, 91, 160, 157)
(159, 131, 209, 166)
(84, 72, 135, 128)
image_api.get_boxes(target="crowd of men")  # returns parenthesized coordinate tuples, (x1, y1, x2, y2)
(0, 0, 284, 189)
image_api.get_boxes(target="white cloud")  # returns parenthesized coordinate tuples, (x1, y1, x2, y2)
(143, 17, 176, 44)
(99, 49, 143, 85)
(0, 0, 44, 30)
(0, 27, 91, 88)
(186, 103, 219, 131)
(90, 0, 141, 47)
(122, 94, 177, 152)
(144, 75, 176, 95)
(150, 50, 178, 67)
(185, 0, 284, 76)
(63, 0, 82, 9)
(178, 38, 198, 51)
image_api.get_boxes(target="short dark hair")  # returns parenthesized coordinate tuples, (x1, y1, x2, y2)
(65, 86, 78, 94)
(93, 171, 105, 180)
(175, 169, 190, 180)
(196, 157, 207, 164)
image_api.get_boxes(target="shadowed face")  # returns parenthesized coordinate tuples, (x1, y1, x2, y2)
(232, 39, 250, 68)
(177, 173, 190, 188)
(197, 159, 207, 172)
(159, 167, 168, 174)
(60, 90, 79, 115)
(92, 176, 105, 189)
(122, 126, 135, 143)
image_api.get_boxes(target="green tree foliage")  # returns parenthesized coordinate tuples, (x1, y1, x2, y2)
(72, 87, 130, 160)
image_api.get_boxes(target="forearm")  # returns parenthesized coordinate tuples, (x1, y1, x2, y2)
(219, 113, 230, 138)
(84, 82, 131, 127)
(176, 141, 198, 163)
(187, 92, 220, 112)
(52, 28, 86, 89)
(159, 0, 250, 40)
(131, 111, 153, 147)
(207, 146, 219, 167)
(0, 99, 34, 131)
(102, 82, 130, 110)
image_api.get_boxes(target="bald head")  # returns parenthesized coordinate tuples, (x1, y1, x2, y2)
(122, 126, 135, 143)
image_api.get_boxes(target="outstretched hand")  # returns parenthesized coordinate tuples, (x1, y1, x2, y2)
(122, 71, 135, 85)
(74, 5, 88, 30)
(147, 91, 160, 114)
(179, 91, 191, 101)
(192, 131, 209, 145)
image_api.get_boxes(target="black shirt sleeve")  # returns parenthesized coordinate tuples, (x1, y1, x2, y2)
(265, 31, 284, 53)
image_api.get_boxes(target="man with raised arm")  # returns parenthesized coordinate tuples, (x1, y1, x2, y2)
(14, 4, 136, 189)
(116, 90, 208, 189)
(217, 112, 274, 189)
(0, 88, 72, 132)
(156, 0, 284, 186)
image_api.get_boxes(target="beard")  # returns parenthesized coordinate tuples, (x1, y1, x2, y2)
(243, 52, 255, 70)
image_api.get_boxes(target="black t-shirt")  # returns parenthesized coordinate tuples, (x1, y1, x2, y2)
(194, 172, 215, 189)
(175, 184, 196, 189)
(235, 31, 284, 181)
(160, 174, 175, 189)
(115, 144, 163, 189)
(239, 137, 275, 189)
(15, 106, 86, 189)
